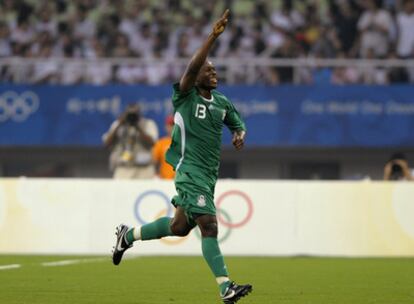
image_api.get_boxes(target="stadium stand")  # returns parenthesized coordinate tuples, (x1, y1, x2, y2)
(0, 0, 413, 84)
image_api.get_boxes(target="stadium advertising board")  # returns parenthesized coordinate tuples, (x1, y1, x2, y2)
(1, 85, 414, 147)
(0, 178, 413, 256)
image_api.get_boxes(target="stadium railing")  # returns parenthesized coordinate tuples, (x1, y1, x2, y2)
(1, 58, 414, 84)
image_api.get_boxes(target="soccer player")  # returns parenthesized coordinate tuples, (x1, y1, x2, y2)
(112, 9, 252, 304)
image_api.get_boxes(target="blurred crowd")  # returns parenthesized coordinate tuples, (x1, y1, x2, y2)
(0, 0, 414, 85)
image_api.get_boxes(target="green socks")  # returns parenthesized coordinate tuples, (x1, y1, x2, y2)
(202, 237, 229, 278)
(141, 217, 174, 241)
(126, 224, 230, 295)
(202, 237, 230, 295)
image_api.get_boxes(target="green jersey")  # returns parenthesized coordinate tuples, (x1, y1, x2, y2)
(166, 83, 246, 177)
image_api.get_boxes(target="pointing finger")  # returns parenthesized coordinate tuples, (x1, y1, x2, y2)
(222, 9, 230, 20)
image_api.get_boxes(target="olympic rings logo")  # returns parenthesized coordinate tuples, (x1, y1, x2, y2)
(0, 91, 40, 122)
(133, 189, 253, 244)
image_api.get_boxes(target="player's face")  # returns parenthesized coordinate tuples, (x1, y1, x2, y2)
(196, 61, 218, 90)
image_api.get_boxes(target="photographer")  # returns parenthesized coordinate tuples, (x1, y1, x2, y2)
(103, 104, 158, 179)
(383, 152, 413, 181)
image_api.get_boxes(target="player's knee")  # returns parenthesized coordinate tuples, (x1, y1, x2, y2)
(200, 222, 218, 237)
(170, 222, 190, 237)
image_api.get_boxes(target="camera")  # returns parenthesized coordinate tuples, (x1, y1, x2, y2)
(388, 152, 407, 180)
(391, 162, 402, 175)
(126, 112, 139, 125)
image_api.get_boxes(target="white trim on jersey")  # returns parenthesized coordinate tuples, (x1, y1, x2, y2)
(174, 112, 186, 171)
(199, 94, 214, 102)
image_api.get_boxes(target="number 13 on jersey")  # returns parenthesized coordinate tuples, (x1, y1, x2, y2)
(195, 104, 206, 119)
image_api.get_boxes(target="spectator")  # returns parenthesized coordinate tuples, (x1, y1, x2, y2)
(310, 25, 342, 59)
(130, 22, 153, 58)
(331, 54, 360, 85)
(334, 69, 355, 84)
(111, 32, 133, 57)
(84, 38, 112, 85)
(360, 48, 389, 84)
(387, 50, 409, 83)
(186, 20, 206, 55)
(270, 0, 304, 38)
(31, 31, 54, 57)
(301, 4, 321, 53)
(0, 0, 18, 25)
(35, 6, 57, 38)
(264, 0, 304, 54)
(0, 21, 11, 57)
(102, 104, 158, 179)
(31, 44, 59, 84)
(357, 0, 395, 58)
(96, 12, 120, 46)
(7, 43, 33, 83)
(60, 44, 84, 85)
(145, 46, 170, 85)
(251, 22, 266, 56)
(408, 54, 414, 82)
(10, 16, 35, 47)
(268, 37, 299, 83)
(152, 115, 175, 180)
(384, 152, 413, 180)
(396, 0, 414, 58)
(115, 63, 146, 84)
(330, 1, 359, 57)
(118, 2, 143, 43)
(72, 4, 96, 43)
(0, 0, 413, 85)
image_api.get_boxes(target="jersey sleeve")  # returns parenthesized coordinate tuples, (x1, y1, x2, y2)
(224, 100, 246, 133)
(172, 83, 196, 108)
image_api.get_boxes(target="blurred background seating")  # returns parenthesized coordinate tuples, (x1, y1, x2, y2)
(0, 0, 413, 85)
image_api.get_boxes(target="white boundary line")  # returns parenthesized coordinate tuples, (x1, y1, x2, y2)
(0, 256, 140, 269)
(40, 255, 140, 267)
(0, 264, 21, 270)
(41, 257, 108, 267)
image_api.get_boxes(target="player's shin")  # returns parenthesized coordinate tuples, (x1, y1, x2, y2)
(201, 237, 231, 294)
(140, 217, 174, 240)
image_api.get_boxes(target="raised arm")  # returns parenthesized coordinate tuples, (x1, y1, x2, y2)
(103, 112, 127, 147)
(179, 9, 229, 92)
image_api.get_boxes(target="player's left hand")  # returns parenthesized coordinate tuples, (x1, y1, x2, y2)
(232, 130, 245, 150)
(212, 9, 230, 37)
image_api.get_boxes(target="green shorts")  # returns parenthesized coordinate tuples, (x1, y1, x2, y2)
(171, 170, 217, 226)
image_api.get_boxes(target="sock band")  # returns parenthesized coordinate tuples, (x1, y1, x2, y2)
(216, 276, 230, 285)
(133, 227, 141, 241)
(125, 227, 141, 244)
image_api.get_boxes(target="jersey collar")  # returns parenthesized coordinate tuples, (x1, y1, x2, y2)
(199, 94, 214, 102)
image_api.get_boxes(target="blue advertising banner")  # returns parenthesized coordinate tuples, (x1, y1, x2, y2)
(0, 84, 414, 147)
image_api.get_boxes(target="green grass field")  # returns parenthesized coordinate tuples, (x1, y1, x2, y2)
(1, 255, 413, 303)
